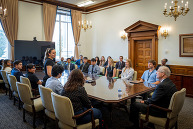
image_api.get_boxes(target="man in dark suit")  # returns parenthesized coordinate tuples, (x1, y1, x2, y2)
(80, 57, 90, 73)
(115, 56, 125, 75)
(129, 66, 177, 129)
(64, 58, 75, 71)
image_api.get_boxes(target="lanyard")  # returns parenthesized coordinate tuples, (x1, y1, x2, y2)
(147, 69, 155, 81)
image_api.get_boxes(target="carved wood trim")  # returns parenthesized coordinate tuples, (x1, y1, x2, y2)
(125, 21, 160, 67)
(24, 0, 140, 13)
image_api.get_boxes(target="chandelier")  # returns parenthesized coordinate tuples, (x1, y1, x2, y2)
(78, 19, 92, 31)
(0, 4, 7, 19)
(163, 0, 190, 21)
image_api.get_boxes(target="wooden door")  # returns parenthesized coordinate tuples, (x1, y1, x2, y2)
(134, 40, 152, 79)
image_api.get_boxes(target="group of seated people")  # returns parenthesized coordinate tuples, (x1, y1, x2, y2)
(0, 48, 175, 128)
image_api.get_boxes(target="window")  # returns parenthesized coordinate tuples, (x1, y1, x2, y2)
(0, 22, 9, 59)
(53, 10, 75, 60)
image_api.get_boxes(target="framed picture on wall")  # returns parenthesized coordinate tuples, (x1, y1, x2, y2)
(179, 34, 193, 57)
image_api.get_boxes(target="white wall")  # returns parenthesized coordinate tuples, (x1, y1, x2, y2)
(79, 0, 193, 65)
(18, 1, 45, 41)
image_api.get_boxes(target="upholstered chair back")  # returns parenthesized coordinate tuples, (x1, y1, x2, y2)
(51, 92, 76, 127)
(167, 88, 186, 119)
(132, 71, 137, 81)
(20, 76, 32, 89)
(1, 70, 9, 88)
(39, 85, 54, 112)
(7, 75, 17, 93)
(16, 82, 33, 105)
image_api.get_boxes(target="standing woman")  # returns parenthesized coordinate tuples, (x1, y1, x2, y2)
(121, 59, 134, 81)
(99, 56, 105, 67)
(95, 56, 100, 66)
(61, 69, 102, 127)
(105, 59, 116, 77)
(43, 48, 56, 86)
(2, 59, 12, 73)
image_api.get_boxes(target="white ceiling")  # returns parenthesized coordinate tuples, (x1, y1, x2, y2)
(58, 0, 107, 6)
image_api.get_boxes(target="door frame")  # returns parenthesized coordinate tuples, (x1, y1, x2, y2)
(124, 20, 160, 67)
(129, 36, 157, 68)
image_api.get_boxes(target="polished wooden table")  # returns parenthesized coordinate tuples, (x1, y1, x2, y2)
(59, 71, 156, 103)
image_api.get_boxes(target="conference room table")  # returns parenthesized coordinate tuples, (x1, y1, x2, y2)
(58, 70, 156, 123)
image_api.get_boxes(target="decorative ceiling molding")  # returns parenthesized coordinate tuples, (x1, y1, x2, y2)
(24, 0, 140, 13)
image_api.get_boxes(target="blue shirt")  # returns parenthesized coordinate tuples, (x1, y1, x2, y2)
(45, 76, 63, 95)
(75, 59, 83, 68)
(88, 64, 100, 75)
(11, 68, 23, 82)
(57, 61, 66, 67)
(141, 69, 159, 84)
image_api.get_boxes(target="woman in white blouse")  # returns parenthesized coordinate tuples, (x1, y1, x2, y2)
(121, 59, 134, 81)
(2, 59, 12, 73)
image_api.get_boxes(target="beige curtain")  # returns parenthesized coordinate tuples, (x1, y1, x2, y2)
(0, 0, 18, 60)
(43, 3, 57, 42)
(71, 9, 82, 60)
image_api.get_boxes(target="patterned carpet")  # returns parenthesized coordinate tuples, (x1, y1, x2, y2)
(0, 88, 193, 129)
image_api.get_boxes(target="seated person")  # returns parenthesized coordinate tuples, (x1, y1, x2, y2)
(95, 56, 100, 66)
(57, 57, 66, 67)
(61, 69, 102, 127)
(75, 55, 83, 68)
(26, 64, 42, 89)
(121, 59, 134, 81)
(45, 65, 64, 95)
(64, 58, 75, 71)
(115, 56, 125, 75)
(71, 56, 75, 62)
(32, 57, 39, 65)
(21, 56, 27, 66)
(80, 57, 90, 73)
(139, 60, 160, 85)
(105, 59, 116, 77)
(156, 58, 171, 72)
(0, 59, 4, 79)
(88, 58, 100, 75)
(99, 56, 105, 67)
(129, 66, 177, 129)
(2, 59, 12, 73)
(104, 56, 111, 68)
(11, 60, 24, 82)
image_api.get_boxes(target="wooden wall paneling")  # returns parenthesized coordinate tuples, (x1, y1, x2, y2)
(182, 76, 193, 97)
(170, 74, 182, 91)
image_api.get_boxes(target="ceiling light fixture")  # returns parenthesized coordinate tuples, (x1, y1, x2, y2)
(77, 0, 95, 7)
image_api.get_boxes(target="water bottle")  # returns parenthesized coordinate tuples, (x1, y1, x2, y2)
(118, 88, 122, 99)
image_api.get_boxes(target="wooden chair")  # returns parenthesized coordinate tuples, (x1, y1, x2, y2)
(16, 82, 44, 128)
(39, 85, 55, 128)
(20, 76, 39, 96)
(51, 92, 99, 129)
(132, 71, 137, 81)
(7, 74, 21, 109)
(140, 88, 186, 129)
(0, 70, 11, 97)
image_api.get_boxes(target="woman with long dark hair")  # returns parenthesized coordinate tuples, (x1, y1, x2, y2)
(95, 56, 100, 66)
(42, 48, 56, 85)
(61, 69, 102, 127)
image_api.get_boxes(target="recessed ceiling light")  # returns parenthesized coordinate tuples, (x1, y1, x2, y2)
(77, 0, 95, 7)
